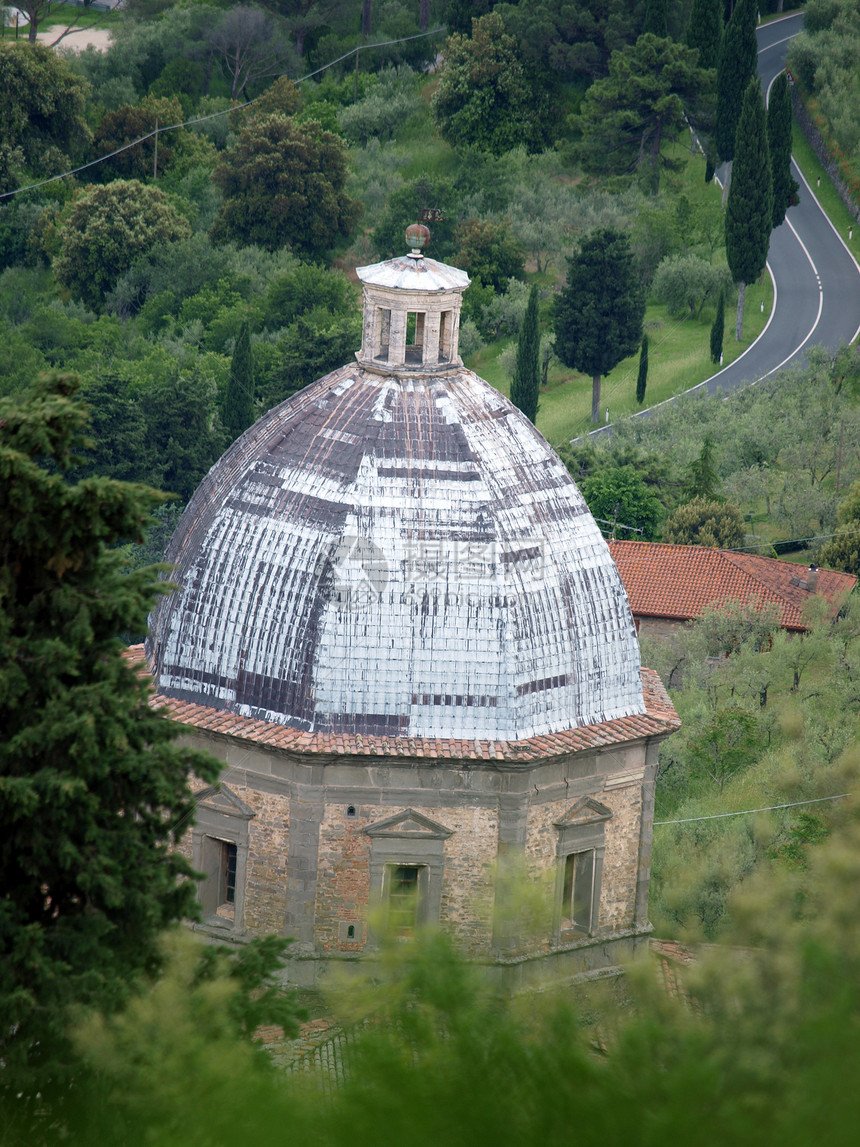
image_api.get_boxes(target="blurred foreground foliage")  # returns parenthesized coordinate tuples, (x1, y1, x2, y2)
(6, 745, 860, 1147)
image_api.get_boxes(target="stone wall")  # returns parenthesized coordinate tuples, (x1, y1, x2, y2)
(524, 772, 643, 935)
(792, 89, 860, 224)
(241, 786, 290, 934)
(170, 721, 672, 986)
(313, 802, 498, 955)
(637, 615, 684, 643)
(315, 804, 372, 953)
(598, 778, 644, 930)
(435, 804, 497, 954)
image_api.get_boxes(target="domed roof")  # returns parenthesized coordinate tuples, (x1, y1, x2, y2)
(146, 363, 645, 742)
(147, 242, 645, 742)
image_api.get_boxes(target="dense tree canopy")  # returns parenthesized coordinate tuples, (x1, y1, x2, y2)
(819, 479, 860, 575)
(510, 283, 540, 423)
(554, 228, 646, 423)
(92, 95, 185, 182)
(663, 495, 746, 546)
(767, 72, 797, 228)
(453, 217, 525, 292)
(0, 373, 220, 1113)
(208, 5, 295, 100)
(685, 0, 723, 70)
(53, 181, 192, 310)
(0, 44, 91, 192)
(582, 464, 665, 539)
(223, 320, 256, 441)
(211, 115, 361, 255)
(432, 11, 546, 155)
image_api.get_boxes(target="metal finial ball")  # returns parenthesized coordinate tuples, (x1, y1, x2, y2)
(405, 223, 430, 253)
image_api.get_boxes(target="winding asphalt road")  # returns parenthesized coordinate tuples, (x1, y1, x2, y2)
(700, 11, 860, 396)
(587, 12, 860, 439)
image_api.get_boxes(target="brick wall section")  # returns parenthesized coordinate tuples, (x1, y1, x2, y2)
(436, 806, 497, 955)
(241, 787, 290, 934)
(524, 779, 643, 934)
(599, 782, 644, 930)
(314, 803, 498, 955)
(637, 616, 684, 643)
(315, 806, 372, 953)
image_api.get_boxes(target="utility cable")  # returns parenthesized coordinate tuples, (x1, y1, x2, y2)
(654, 791, 852, 826)
(0, 26, 445, 201)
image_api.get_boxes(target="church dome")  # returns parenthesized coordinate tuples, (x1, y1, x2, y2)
(146, 245, 645, 741)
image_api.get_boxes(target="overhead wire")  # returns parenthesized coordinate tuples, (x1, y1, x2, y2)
(654, 791, 852, 826)
(0, 25, 446, 201)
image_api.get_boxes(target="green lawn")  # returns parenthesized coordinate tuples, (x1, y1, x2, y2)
(467, 138, 775, 447)
(471, 273, 773, 449)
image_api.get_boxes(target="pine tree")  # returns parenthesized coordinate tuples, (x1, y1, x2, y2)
(0, 374, 220, 1109)
(726, 79, 773, 340)
(224, 320, 255, 441)
(710, 287, 725, 362)
(715, 0, 758, 167)
(511, 284, 540, 424)
(636, 334, 649, 404)
(767, 71, 797, 228)
(686, 0, 724, 70)
(554, 229, 646, 424)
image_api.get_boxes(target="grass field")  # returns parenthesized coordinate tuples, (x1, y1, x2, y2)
(471, 271, 773, 449)
(468, 136, 775, 448)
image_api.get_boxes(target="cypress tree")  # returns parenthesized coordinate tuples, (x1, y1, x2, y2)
(224, 320, 255, 441)
(554, 228, 645, 424)
(726, 79, 773, 341)
(642, 0, 668, 37)
(636, 334, 649, 404)
(686, 0, 723, 70)
(715, 0, 758, 167)
(767, 71, 797, 228)
(710, 288, 725, 363)
(511, 284, 540, 424)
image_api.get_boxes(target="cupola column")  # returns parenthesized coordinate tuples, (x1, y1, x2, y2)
(388, 307, 408, 367)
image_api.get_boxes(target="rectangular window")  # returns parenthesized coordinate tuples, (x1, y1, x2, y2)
(386, 864, 421, 935)
(221, 840, 237, 904)
(562, 850, 595, 933)
(200, 836, 238, 919)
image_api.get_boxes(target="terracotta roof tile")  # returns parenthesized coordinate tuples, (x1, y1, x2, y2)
(608, 540, 856, 631)
(125, 646, 678, 763)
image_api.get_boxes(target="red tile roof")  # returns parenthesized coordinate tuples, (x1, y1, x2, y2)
(125, 647, 679, 764)
(608, 540, 856, 631)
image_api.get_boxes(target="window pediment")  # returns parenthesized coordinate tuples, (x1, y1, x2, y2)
(194, 784, 256, 820)
(364, 808, 453, 840)
(553, 797, 612, 830)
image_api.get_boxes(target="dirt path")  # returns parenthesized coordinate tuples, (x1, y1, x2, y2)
(36, 25, 113, 52)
